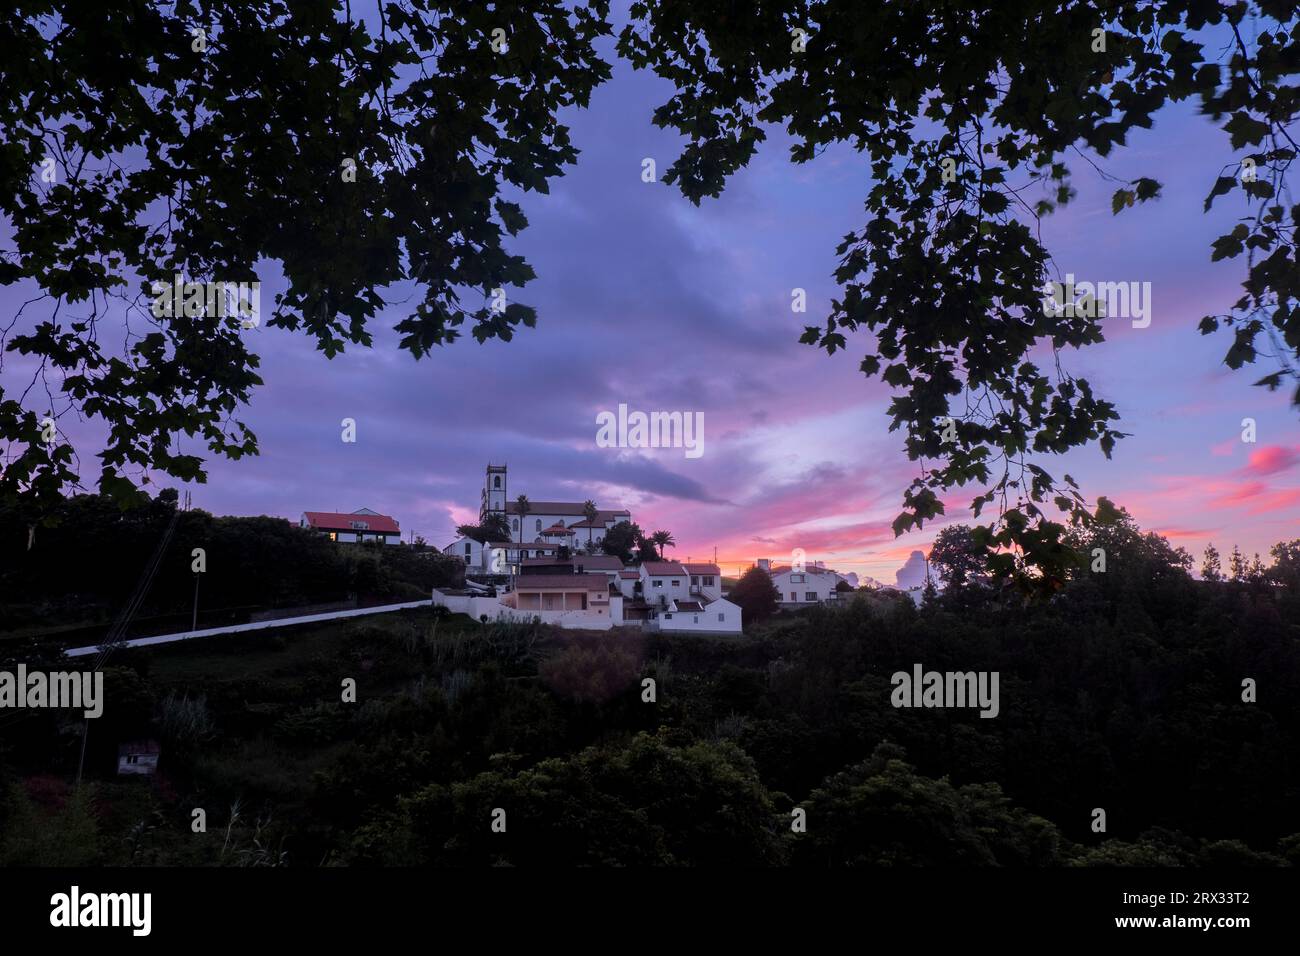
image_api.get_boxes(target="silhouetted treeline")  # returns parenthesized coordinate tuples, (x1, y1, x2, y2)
(0, 489, 464, 637)
(1, 513, 1297, 866)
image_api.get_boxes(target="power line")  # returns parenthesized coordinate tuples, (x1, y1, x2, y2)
(75, 496, 184, 786)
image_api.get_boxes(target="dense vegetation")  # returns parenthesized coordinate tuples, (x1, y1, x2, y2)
(0, 489, 464, 639)
(1, 511, 1296, 866)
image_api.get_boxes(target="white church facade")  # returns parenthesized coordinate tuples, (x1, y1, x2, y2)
(478, 463, 632, 549)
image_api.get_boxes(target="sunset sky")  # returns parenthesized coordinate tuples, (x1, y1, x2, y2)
(13, 34, 1298, 586)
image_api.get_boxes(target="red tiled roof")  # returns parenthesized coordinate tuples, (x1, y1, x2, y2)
(505, 501, 630, 518)
(511, 573, 612, 591)
(573, 554, 623, 570)
(684, 563, 721, 575)
(618, 570, 640, 579)
(541, 525, 576, 535)
(642, 562, 688, 576)
(304, 510, 400, 534)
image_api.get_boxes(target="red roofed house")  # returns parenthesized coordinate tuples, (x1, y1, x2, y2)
(569, 553, 624, 589)
(302, 508, 401, 545)
(683, 562, 722, 602)
(638, 561, 690, 608)
(500, 573, 619, 626)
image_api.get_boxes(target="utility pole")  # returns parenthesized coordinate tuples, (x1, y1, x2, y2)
(191, 573, 200, 632)
(75, 719, 89, 788)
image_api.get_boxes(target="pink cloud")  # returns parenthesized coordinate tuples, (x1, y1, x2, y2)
(1151, 526, 1217, 541)
(1205, 480, 1300, 516)
(1242, 445, 1299, 477)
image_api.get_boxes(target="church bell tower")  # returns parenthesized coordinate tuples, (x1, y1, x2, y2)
(481, 464, 507, 523)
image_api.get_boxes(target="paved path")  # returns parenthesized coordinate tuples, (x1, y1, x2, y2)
(63, 599, 431, 658)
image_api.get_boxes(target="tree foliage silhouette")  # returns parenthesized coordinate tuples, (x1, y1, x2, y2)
(619, 0, 1300, 587)
(0, 0, 612, 516)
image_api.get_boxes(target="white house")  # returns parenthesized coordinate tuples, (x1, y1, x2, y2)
(500, 573, 618, 628)
(655, 596, 742, 633)
(444, 535, 487, 569)
(616, 569, 641, 600)
(638, 561, 691, 610)
(683, 562, 723, 602)
(440, 537, 561, 575)
(302, 508, 401, 544)
(758, 557, 851, 606)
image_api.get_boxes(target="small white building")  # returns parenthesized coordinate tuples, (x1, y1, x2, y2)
(441, 537, 561, 575)
(654, 596, 742, 633)
(117, 740, 161, 777)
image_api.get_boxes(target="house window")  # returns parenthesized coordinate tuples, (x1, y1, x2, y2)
(806, 591, 817, 601)
(790, 592, 796, 601)
(717, 612, 725, 622)
(328, 532, 337, 541)
(494, 476, 501, 488)
(653, 580, 662, 588)
(693, 615, 699, 624)
(513, 518, 519, 531)
(536, 519, 542, 532)
(465, 542, 472, 555)
(671, 580, 680, 587)
(664, 613, 673, 619)
(703, 576, 714, 585)
(691, 576, 699, 585)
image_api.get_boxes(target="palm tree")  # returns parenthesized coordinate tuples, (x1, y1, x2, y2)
(515, 495, 530, 543)
(650, 530, 676, 559)
(582, 499, 599, 550)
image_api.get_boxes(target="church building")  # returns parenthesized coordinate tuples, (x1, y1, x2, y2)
(477, 463, 631, 549)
